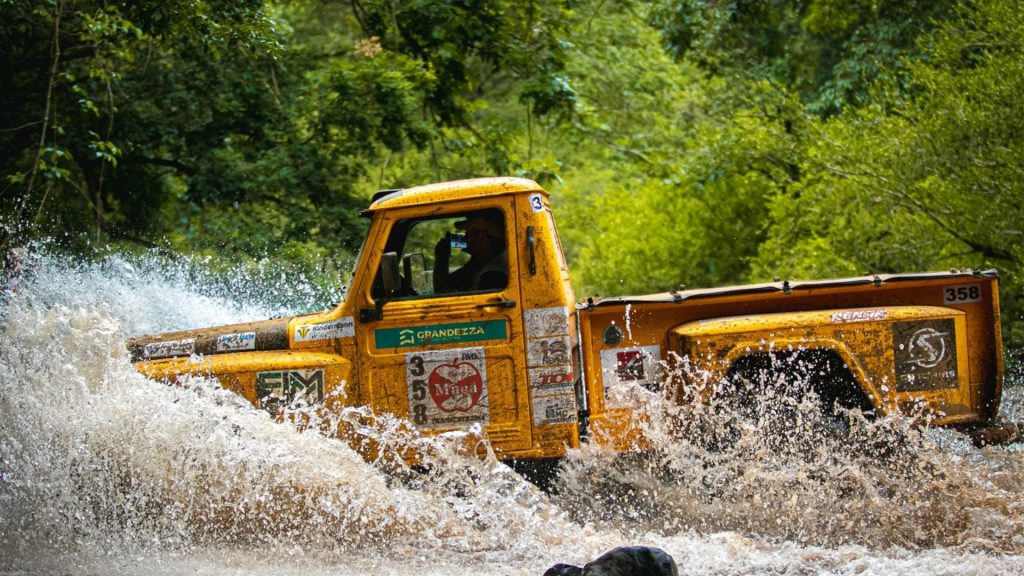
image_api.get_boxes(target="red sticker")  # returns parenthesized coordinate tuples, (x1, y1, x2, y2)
(428, 359, 484, 412)
(406, 347, 489, 429)
(616, 350, 645, 381)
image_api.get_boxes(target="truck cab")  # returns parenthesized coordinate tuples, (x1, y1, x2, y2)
(347, 178, 581, 460)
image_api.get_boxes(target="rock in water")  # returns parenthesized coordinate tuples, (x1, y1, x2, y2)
(543, 564, 583, 576)
(543, 546, 678, 576)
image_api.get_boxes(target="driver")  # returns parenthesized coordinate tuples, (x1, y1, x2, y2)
(433, 213, 507, 293)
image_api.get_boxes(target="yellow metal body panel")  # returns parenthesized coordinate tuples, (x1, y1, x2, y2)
(136, 348, 355, 412)
(365, 177, 543, 212)
(670, 306, 973, 422)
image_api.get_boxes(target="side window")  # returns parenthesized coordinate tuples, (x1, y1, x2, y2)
(373, 209, 508, 300)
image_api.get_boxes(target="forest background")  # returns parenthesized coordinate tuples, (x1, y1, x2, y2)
(2, 0, 1023, 358)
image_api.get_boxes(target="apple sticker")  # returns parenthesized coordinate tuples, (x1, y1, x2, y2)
(428, 359, 484, 412)
(405, 347, 489, 429)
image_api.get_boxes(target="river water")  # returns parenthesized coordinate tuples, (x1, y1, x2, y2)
(2, 250, 1023, 575)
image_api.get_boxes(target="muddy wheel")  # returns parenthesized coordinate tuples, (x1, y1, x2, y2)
(506, 457, 563, 493)
(712, 350, 874, 451)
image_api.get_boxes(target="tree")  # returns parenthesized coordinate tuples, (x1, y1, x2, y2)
(547, 3, 806, 296)
(651, 0, 952, 114)
(748, 0, 1024, 348)
(0, 0, 281, 250)
(0, 0, 575, 268)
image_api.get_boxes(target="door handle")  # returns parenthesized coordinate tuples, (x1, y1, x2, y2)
(476, 299, 516, 309)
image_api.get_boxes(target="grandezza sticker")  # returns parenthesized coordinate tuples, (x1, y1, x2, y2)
(376, 320, 506, 349)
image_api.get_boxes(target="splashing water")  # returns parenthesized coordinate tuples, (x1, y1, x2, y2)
(624, 303, 633, 342)
(554, 355, 1024, 554)
(2, 247, 1023, 575)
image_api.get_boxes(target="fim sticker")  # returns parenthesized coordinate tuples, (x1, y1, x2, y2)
(216, 331, 256, 352)
(533, 394, 577, 426)
(256, 369, 325, 414)
(894, 319, 958, 391)
(600, 345, 662, 408)
(406, 347, 489, 429)
(143, 338, 195, 359)
(294, 317, 355, 343)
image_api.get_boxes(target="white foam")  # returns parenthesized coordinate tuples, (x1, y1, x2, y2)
(2, 248, 1023, 574)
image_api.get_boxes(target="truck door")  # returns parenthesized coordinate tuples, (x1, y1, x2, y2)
(354, 198, 532, 456)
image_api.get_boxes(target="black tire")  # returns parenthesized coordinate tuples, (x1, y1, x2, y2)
(712, 350, 874, 452)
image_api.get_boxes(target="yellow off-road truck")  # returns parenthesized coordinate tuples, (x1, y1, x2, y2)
(128, 178, 1010, 466)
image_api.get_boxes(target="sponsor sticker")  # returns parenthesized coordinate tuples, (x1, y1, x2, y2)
(532, 394, 577, 426)
(831, 309, 888, 324)
(294, 317, 355, 343)
(216, 331, 256, 352)
(600, 345, 663, 407)
(256, 368, 325, 412)
(406, 348, 489, 429)
(376, 320, 506, 349)
(893, 319, 958, 391)
(528, 367, 575, 393)
(524, 306, 570, 338)
(527, 336, 571, 367)
(524, 307, 575, 426)
(615, 350, 646, 381)
(143, 338, 195, 359)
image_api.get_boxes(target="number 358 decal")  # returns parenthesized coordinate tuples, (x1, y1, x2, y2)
(943, 284, 981, 304)
(405, 347, 489, 429)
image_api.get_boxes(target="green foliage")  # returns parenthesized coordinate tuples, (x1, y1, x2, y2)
(1, 0, 577, 263)
(551, 3, 807, 295)
(741, 0, 1024, 348)
(1, 0, 1021, 351)
(651, 0, 951, 114)
(0, 0, 282, 250)
(351, 0, 575, 123)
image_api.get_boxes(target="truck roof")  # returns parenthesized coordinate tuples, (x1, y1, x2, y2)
(580, 269, 999, 308)
(365, 177, 544, 212)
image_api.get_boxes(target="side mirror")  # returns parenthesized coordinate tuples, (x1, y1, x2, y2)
(402, 252, 426, 294)
(381, 251, 402, 294)
(360, 251, 403, 324)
